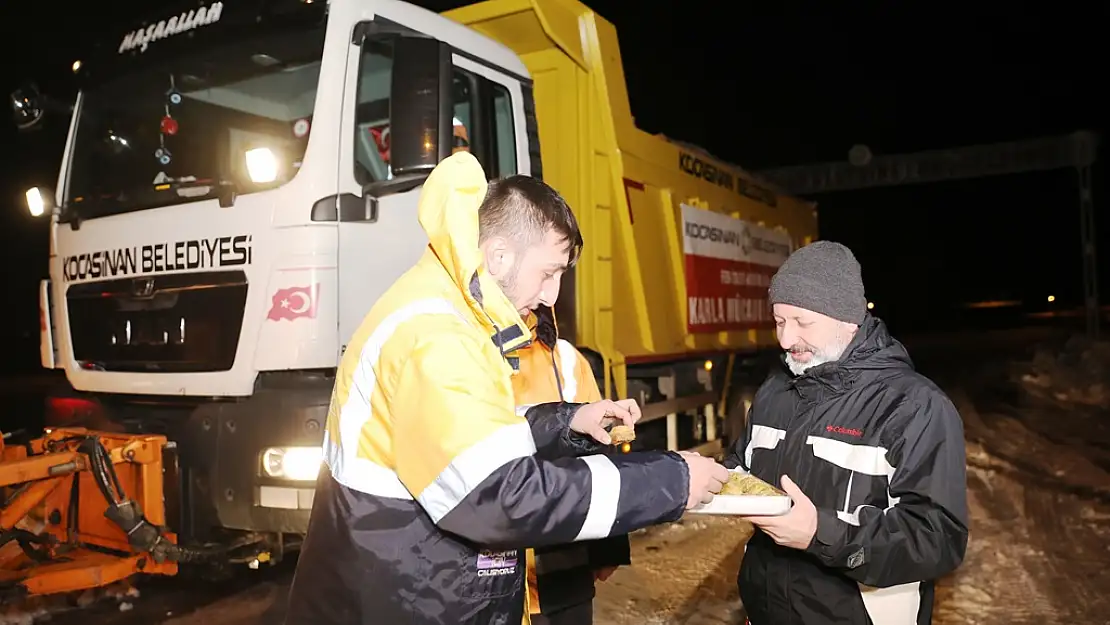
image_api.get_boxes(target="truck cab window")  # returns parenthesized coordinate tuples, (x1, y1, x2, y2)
(65, 25, 327, 220)
(353, 39, 517, 184)
(353, 39, 394, 186)
(490, 83, 517, 177)
(451, 69, 517, 179)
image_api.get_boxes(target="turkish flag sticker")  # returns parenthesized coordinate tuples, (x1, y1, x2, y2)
(267, 284, 319, 321)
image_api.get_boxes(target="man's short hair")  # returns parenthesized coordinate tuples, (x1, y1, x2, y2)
(478, 175, 583, 266)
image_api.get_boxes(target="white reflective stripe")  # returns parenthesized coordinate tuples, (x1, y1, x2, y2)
(325, 297, 466, 498)
(516, 404, 536, 417)
(859, 581, 921, 625)
(323, 429, 413, 499)
(417, 421, 538, 523)
(836, 497, 901, 527)
(745, 425, 786, 467)
(842, 471, 855, 512)
(806, 435, 896, 478)
(574, 455, 621, 541)
(837, 504, 877, 526)
(554, 339, 579, 401)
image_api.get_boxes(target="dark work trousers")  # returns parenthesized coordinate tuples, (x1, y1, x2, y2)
(530, 600, 593, 625)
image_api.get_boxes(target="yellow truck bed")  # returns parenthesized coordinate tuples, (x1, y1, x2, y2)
(445, 0, 818, 396)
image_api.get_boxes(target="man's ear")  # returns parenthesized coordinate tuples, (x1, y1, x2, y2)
(482, 236, 515, 278)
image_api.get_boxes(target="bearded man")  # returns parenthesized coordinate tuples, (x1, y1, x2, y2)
(725, 240, 969, 625)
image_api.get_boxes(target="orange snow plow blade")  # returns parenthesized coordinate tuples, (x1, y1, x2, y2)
(0, 427, 178, 599)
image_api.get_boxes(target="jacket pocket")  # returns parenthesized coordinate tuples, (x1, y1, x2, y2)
(470, 548, 524, 599)
(806, 435, 893, 523)
(423, 533, 523, 602)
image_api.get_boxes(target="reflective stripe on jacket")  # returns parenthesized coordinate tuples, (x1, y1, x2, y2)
(283, 152, 689, 625)
(510, 311, 632, 616)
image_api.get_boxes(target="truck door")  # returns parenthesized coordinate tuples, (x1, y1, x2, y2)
(333, 24, 528, 349)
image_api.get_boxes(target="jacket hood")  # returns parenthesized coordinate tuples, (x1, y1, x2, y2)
(788, 314, 914, 395)
(417, 152, 531, 353)
(836, 314, 913, 372)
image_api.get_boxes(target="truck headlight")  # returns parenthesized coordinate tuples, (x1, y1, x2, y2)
(245, 147, 279, 184)
(261, 446, 322, 481)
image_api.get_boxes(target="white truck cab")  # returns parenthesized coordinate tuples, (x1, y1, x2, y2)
(15, 0, 543, 559)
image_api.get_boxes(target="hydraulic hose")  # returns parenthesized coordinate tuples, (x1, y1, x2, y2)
(78, 436, 264, 564)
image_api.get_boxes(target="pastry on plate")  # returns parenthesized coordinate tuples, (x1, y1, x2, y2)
(720, 472, 786, 497)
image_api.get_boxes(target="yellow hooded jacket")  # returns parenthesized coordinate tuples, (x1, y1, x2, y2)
(284, 153, 688, 625)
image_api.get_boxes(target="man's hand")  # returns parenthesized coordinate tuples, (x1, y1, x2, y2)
(570, 399, 642, 445)
(679, 451, 729, 509)
(742, 475, 817, 550)
(594, 566, 619, 582)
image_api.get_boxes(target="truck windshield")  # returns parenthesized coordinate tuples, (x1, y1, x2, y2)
(65, 24, 326, 221)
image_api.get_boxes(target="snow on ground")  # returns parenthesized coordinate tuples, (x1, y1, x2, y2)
(1020, 334, 1110, 407)
(932, 438, 1110, 625)
(935, 348, 1110, 625)
(593, 517, 750, 625)
(0, 582, 139, 625)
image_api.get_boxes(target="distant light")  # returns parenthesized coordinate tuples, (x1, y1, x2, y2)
(245, 147, 279, 183)
(703, 360, 713, 371)
(848, 144, 873, 166)
(26, 187, 46, 217)
(72, 60, 82, 73)
(1047, 295, 1056, 303)
(867, 301, 875, 310)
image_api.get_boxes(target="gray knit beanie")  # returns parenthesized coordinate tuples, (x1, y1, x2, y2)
(769, 241, 867, 324)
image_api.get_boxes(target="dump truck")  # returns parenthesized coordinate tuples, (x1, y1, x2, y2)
(5, 0, 817, 594)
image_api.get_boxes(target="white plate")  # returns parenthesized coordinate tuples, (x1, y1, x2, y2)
(687, 494, 792, 516)
(687, 470, 793, 517)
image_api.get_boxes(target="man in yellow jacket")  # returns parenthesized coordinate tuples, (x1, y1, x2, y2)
(511, 305, 630, 625)
(284, 152, 728, 625)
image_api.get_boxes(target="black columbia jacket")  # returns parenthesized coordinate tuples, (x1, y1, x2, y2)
(725, 315, 969, 625)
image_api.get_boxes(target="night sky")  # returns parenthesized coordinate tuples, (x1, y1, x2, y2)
(0, 1, 1105, 375)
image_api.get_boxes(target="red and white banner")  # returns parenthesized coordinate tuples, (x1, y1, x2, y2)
(681, 204, 793, 333)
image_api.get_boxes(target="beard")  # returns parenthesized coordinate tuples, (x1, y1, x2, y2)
(495, 262, 526, 314)
(784, 334, 849, 376)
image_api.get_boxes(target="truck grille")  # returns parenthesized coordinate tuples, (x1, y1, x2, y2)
(66, 271, 247, 373)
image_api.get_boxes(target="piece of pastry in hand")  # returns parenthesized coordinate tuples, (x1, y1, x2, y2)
(608, 425, 636, 445)
(720, 472, 787, 497)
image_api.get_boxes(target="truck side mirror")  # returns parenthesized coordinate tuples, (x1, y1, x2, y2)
(10, 83, 46, 130)
(387, 36, 452, 178)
